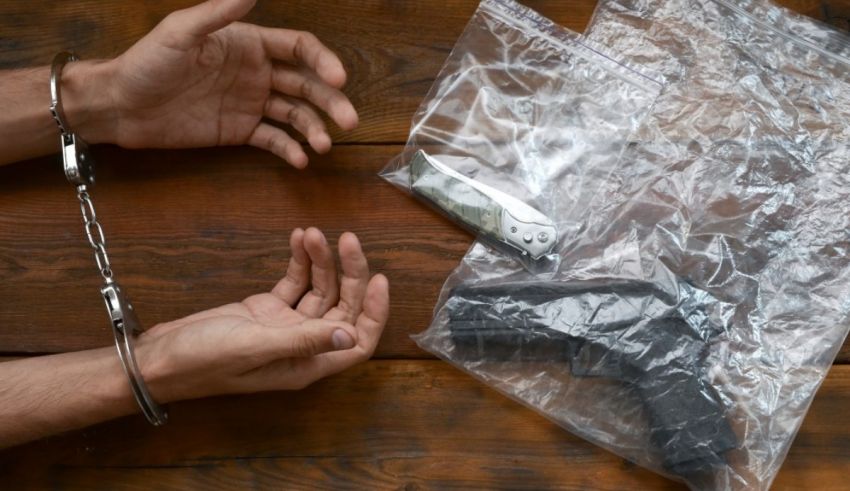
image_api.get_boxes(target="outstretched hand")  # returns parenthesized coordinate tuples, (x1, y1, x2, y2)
(103, 0, 358, 168)
(136, 228, 388, 403)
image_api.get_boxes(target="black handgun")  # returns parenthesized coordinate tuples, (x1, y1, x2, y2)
(445, 278, 738, 477)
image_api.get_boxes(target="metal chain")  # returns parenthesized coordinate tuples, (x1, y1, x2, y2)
(52, 51, 166, 426)
(75, 184, 114, 281)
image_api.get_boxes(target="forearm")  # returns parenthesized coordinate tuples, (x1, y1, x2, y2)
(0, 60, 117, 166)
(0, 346, 139, 448)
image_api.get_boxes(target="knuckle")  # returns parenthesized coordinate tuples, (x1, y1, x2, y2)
(309, 287, 327, 300)
(299, 79, 314, 99)
(283, 271, 305, 288)
(297, 31, 319, 48)
(336, 298, 355, 315)
(266, 135, 279, 152)
(292, 331, 322, 357)
(287, 106, 302, 125)
(327, 90, 345, 106)
(293, 32, 310, 60)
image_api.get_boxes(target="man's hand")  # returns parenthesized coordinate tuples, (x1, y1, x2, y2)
(0, 0, 358, 166)
(0, 228, 388, 447)
(136, 228, 389, 403)
(96, 0, 358, 168)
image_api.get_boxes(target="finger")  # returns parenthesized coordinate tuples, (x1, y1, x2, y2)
(271, 65, 358, 131)
(240, 277, 387, 391)
(269, 228, 312, 306)
(162, 0, 256, 50)
(353, 273, 390, 357)
(323, 232, 370, 324)
(296, 228, 340, 317)
(264, 93, 332, 154)
(258, 318, 357, 360)
(312, 274, 390, 371)
(259, 27, 348, 88)
(247, 122, 308, 168)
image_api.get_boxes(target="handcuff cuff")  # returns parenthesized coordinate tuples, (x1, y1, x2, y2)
(50, 52, 168, 426)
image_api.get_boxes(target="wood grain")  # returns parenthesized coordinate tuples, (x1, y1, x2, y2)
(1, 360, 848, 490)
(4, 144, 850, 361)
(778, 0, 846, 25)
(2, 1, 850, 490)
(0, 145, 470, 357)
(0, 0, 595, 356)
(1, 0, 848, 361)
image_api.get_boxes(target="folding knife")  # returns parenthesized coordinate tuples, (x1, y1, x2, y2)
(409, 150, 558, 259)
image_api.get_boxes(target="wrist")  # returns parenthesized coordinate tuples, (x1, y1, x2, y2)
(61, 59, 119, 144)
(134, 335, 181, 405)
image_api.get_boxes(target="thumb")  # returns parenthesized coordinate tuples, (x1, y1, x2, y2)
(266, 319, 358, 359)
(164, 0, 257, 47)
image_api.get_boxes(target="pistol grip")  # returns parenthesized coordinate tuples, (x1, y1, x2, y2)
(635, 368, 738, 476)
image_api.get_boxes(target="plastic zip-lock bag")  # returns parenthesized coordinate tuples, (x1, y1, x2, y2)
(417, 1, 850, 490)
(379, 0, 662, 273)
(551, 0, 850, 488)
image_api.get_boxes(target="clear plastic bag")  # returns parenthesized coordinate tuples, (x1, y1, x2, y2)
(379, 0, 662, 272)
(577, 1, 850, 486)
(414, 0, 850, 489)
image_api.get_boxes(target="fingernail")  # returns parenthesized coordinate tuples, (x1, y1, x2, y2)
(332, 329, 355, 350)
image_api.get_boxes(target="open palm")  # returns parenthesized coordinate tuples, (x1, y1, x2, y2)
(107, 0, 358, 168)
(138, 228, 389, 403)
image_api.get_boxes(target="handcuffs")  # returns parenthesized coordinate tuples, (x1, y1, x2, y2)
(51, 52, 167, 426)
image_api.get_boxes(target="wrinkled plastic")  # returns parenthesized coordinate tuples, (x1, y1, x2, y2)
(379, 0, 662, 272)
(410, 0, 850, 490)
(576, 1, 850, 488)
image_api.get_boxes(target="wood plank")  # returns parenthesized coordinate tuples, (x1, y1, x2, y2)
(0, 0, 598, 144)
(821, 0, 850, 32)
(0, 359, 848, 489)
(774, 0, 838, 24)
(3, 146, 850, 362)
(0, 146, 469, 357)
(0, 458, 684, 491)
(1, 1, 849, 490)
(3, 0, 849, 359)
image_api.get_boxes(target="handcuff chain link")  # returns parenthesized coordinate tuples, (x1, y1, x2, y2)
(52, 51, 166, 426)
(76, 185, 114, 281)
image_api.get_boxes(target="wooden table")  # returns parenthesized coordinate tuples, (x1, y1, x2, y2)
(1, 1, 848, 489)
